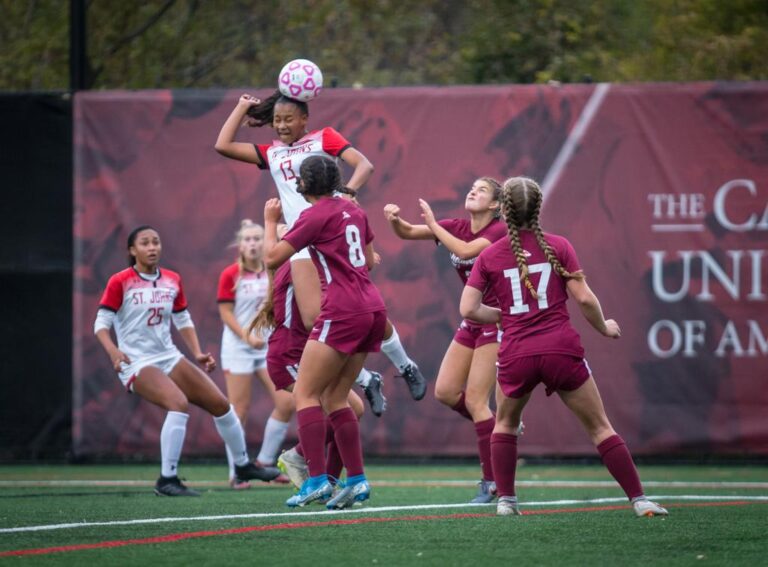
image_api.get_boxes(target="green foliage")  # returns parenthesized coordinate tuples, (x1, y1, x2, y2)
(1, 0, 767, 90)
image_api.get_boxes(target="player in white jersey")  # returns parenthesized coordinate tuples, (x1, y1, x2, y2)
(218, 219, 293, 487)
(215, 91, 427, 400)
(94, 226, 280, 496)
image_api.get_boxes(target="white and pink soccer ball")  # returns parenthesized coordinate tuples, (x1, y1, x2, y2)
(278, 59, 323, 102)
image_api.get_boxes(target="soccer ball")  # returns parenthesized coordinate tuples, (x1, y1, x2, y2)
(278, 59, 323, 102)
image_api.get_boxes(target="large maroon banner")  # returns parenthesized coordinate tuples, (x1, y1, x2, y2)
(73, 83, 768, 458)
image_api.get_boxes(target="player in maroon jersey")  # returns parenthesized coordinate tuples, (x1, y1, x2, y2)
(460, 177, 669, 517)
(217, 219, 292, 487)
(215, 93, 426, 399)
(249, 235, 367, 490)
(94, 226, 279, 496)
(384, 177, 513, 503)
(262, 155, 387, 509)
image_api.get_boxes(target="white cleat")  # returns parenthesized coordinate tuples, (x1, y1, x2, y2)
(633, 498, 669, 517)
(277, 447, 309, 489)
(496, 496, 522, 516)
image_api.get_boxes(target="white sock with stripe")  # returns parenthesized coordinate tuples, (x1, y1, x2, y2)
(160, 411, 188, 478)
(381, 326, 413, 372)
(213, 405, 249, 467)
(256, 417, 290, 465)
(355, 368, 373, 388)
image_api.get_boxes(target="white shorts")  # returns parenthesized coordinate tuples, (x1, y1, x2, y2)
(290, 247, 311, 261)
(118, 350, 184, 392)
(221, 352, 267, 374)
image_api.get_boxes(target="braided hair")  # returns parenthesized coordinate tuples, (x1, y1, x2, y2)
(245, 89, 309, 127)
(501, 177, 584, 299)
(297, 155, 344, 197)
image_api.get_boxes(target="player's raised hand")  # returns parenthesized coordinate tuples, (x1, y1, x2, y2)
(264, 198, 283, 223)
(111, 350, 131, 372)
(383, 204, 400, 222)
(238, 94, 262, 126)
(418, 199, 437, 226)
(603, 319, 621, 339)
(196, 352, 217, 373)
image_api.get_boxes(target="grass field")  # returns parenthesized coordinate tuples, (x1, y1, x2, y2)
(1, 463, 766, 565)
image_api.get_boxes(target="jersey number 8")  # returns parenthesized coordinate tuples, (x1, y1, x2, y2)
(345, 225, 366, 268)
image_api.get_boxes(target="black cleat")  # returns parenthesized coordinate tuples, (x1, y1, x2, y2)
(398, 363, 427, 401)
(154, 476, 200, 497)
(235, 461, 281, 483)
(363, 371, 387, 417)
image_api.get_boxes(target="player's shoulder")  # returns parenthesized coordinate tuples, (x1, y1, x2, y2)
(219, 262, 240, 278)
(158, 267, 183, 283)
(543, 231, 573, 250)
(107, 267, 137, 285)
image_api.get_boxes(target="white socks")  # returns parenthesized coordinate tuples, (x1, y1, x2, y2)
(214, 405, 249, 467)
(355, 368, 374, 388)
(160, 411, 188, 478)
(256, 417, 290, 465)
(380, 326, 412, 372)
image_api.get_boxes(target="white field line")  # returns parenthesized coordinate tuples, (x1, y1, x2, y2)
(1, 479, 767, 489)
(1, 494, 766, 535)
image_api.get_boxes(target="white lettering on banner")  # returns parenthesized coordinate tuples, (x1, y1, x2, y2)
(647, 319, 767, 358)
(713, 179, 768, 232)
(646, 179, 767, 358)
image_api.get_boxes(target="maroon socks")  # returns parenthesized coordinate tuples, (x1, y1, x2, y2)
(597, 434, 644, 500)
(490, 432, 518, 497)
(450, 391, 473, 421)
(475, 417, 495, 481)
(328, 407, 364, 478)
(296, 406, 326, 478)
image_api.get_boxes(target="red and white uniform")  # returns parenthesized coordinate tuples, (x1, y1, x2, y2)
(217, 263, 269, 374)
(282, 197, 387, 354)
(95, 267, 192, 389)
(255, 127, 351, 229)
(467, 231, 591, 398)
(437, 218, 508, 349)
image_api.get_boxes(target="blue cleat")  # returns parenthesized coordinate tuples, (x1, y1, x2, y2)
(326, 475, 371, 510)
(286, 475, 333, 508)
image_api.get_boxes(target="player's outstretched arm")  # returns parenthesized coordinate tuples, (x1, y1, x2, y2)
(214, 94, 263, 165)
(566, 278, 621, 338)
(459, 285, 501, 324)
(383, 203, 433, 240)
(419, 198, 492, 259)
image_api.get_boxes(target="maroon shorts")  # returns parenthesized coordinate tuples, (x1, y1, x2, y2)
(266, 327, 301, 391)
(497, 354, 592, 399)
(309, 310, 387, 355)
(454, 319, 500, 350)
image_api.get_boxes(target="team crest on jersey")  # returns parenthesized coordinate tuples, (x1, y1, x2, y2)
(523, 249, 532, 258)
(342, 211, 351, 219)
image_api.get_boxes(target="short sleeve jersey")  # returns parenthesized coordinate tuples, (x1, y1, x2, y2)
(255, 127, 351, 228)
(282, 197, 385, 319)
(98, 267, 188, 361)
(437, 217, 508, 305)
(217, 262, 269, 348)
(467, 230, 585, 360)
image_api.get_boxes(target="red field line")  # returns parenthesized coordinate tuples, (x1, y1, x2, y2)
(0, 501, 760, 558)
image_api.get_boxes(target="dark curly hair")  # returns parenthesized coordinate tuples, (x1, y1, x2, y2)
(297, 155, 344, 197)
(245, 89, 309, 127)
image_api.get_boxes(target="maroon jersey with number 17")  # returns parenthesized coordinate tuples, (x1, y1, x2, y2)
(466, 230, 585, 362)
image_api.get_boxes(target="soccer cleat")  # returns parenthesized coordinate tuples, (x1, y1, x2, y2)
(154, 476, 200, 497)
(470, 479, 497, 504)
(277, 447, 309, 489)
(326, 475, 371, 510)
(363, 371, 387, 417)
(496, 496, 522, 516)
(286, 476, 334, 508)
(229, 477, 251, 490)
(633, 498, 669, 517)
(234, 461, 281, 483)
(397, 363, 427, 401)
(256, 461, 291, 484)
